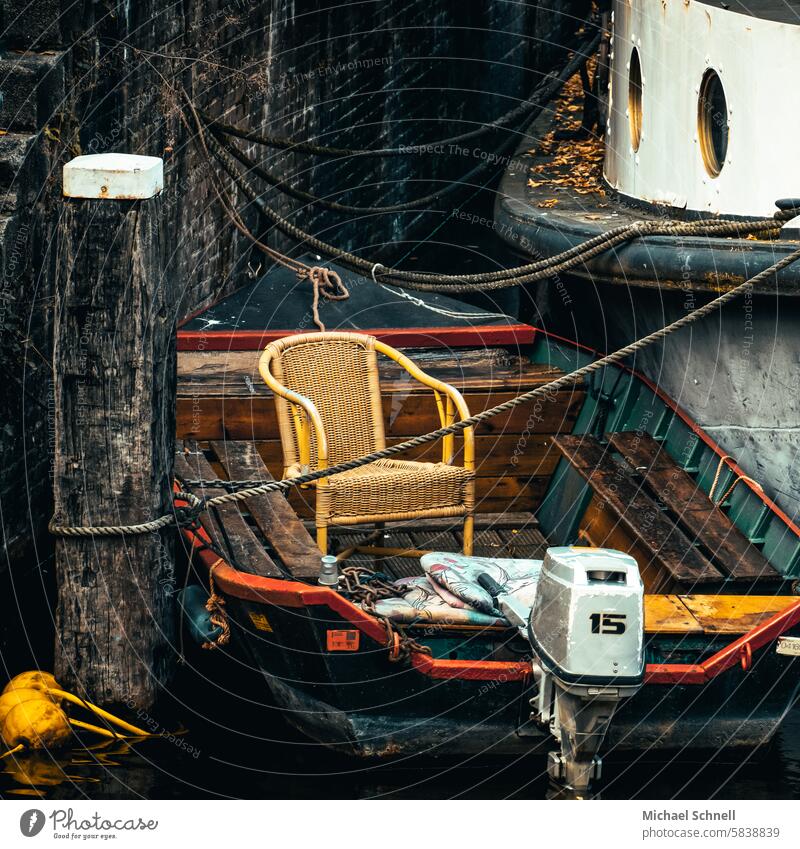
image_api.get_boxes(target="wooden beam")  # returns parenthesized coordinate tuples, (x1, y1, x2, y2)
(553, 435, 723, 586)
(52, 154, 174, 710)
(608, 432, 779, 582)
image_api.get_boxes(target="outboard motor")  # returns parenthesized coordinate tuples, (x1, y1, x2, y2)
(483, 546, 644, 796)
(529, 547, 644, 793)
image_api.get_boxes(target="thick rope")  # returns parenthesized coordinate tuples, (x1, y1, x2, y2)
(209, 32, 598, 217)
(48, 242, 800, 538)
(178, 92, 351, 331)
(201, 30, 601, 160)
(204, 122, 790, 293)
(201, 560, 232, 650)
(215, 123, 524, 216)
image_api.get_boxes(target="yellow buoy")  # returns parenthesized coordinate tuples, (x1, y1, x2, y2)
(0, 688, 57, 726)
(1, 699, 72, 750)
(2, 671, 59, 696)
(0, 672, 159, 760)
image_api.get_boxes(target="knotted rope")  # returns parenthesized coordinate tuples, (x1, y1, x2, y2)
(201, 559, 232, 651)
(308, 265, 349, 330)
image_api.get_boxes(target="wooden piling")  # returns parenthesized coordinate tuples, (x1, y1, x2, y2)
(52, 154, 175, 710)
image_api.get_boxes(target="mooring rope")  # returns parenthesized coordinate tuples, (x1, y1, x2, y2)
(210, 30, 599, 216)
(201, 30, 601, 160)
(215, 120, 524, 216)
(179, 91, 348, 331)
(203, 115, 793, 293)
(48, 241, 800, 538)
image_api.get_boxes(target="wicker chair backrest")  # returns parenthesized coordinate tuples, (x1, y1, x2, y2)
(267, 332, 386, 469)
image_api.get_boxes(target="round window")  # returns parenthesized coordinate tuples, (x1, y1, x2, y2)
(628, 47, 643, 152)
(698, 69, 729, 177)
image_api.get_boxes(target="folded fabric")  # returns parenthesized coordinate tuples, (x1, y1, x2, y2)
(372, 576, 502, 626)
(420, 552, 543, 616)
(369, 553, 543, 626)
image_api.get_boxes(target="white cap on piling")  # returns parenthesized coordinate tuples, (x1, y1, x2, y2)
(63, 153, 164, 200)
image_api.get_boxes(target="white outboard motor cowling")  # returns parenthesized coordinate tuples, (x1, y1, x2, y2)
(529, 546, 644, 691)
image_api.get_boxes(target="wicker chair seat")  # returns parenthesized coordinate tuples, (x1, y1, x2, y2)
(316, 458, 474, 525)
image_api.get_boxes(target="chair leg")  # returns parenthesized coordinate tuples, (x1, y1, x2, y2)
(463, 514, 474, 556)
(317, 525, 328, 556)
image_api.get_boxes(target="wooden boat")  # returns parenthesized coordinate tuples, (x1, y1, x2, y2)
(173, 266, 800, 792)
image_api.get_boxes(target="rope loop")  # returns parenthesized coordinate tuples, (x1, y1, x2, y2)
(305, 265, 349, 330)
(172, 493, 208, 530)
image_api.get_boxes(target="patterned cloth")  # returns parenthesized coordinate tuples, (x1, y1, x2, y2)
(370, 553, 543, 626)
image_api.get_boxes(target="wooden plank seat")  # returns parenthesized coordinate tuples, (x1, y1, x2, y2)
(210, 440, 321, 579)
(553, 433, 780, 589)
(174, 442, 283, 578)
(553, 434, 725, 588)
(608, 432, 778, 582)
(175, 440, 322, 580)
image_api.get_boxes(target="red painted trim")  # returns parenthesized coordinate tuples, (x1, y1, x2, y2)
(644, 665, 707, 685)
(411, 653, 530, 681)
(539, 328, 800, 541)
(176, 324, 537, 352)
(645, 598, 800, 684)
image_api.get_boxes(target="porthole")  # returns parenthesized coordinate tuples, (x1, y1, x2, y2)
(698, 68, 728, 177)
(628, 47, 643, 152)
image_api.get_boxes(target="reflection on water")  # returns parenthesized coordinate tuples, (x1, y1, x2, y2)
(3, 708, 799, 800)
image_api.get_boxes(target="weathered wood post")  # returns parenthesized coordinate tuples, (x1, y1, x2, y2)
(52, 154, 176, 710)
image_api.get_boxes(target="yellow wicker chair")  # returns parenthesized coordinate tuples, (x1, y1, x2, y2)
(259, 332, 475, 557)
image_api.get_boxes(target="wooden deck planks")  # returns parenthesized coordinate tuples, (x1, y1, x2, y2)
(642, 594, 798, 634)
(210, 440, 321, 580)
(174, 443, 283, 578)
(608, 432, 778, 582)
(553, 434, 724, 585)
(677, 595, 799, 634)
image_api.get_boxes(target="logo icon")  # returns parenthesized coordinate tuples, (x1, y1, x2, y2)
(19, 810, 45, 838)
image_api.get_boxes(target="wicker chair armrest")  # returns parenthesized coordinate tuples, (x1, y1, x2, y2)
(374, 341, 474, 469)
(259, 348, 329, 470)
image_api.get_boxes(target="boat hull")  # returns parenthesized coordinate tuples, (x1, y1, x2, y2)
(227, 594, 800, 759)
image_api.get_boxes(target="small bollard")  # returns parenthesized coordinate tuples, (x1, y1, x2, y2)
(318, 555, 339, 587)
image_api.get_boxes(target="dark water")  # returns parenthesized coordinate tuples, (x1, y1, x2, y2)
(2, 712, 799, 800)
(2, 651, 799, 801)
